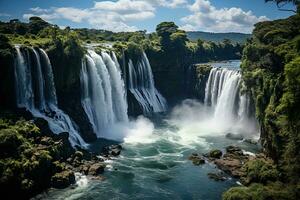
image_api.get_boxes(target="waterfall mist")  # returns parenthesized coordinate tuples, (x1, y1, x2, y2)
(169, 66, 259, 140)
(81, 50, 169, 141)
(14, 46, 87, 147)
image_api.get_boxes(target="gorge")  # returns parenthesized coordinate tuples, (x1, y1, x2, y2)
(0, 4, 299, 200)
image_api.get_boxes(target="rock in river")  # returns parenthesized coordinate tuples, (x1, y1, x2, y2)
(188, 153, 205, 165)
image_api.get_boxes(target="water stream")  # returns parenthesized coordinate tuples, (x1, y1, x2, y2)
(39, 60, 259, 200)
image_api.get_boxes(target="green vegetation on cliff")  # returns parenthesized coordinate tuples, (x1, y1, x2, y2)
(187, 31, 251, 43)
(0, 119, 75, 199)
(241, 13, 300, 180)
(223, 11, 300, 200)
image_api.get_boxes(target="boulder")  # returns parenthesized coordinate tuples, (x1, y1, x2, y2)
(51, 170, 75, 189)
(207, 172, 227, 181)
(88, 163, 105, 176)
(188, 153, 205, 165)
(243, 139, 258, 145)
(34, 118, 53, 136)
(225, 133, 244, 140)
(214, 157, 243, 178)
(102, 144, 122, 157)
(226, 146, 243, 156)
(209, 149, 223, 159)
(74, 151, 84, 161)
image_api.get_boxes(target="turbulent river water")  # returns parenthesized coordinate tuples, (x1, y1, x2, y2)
(38, 60, 259, 200)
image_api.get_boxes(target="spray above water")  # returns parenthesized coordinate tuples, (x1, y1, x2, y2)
(169, 66, 259, 140)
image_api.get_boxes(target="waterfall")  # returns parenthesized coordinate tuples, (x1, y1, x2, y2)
(204, 67, 257, 133)
(14, 46, 87, 148)
(80, 50, 128, 138)
(127, 52, 167, 114)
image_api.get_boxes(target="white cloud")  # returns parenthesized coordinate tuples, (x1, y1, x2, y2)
(181, 0, 269, 33)
(94, 0, 155, 12)
(0, 13, 11, 17)
(29, 7, 51, 13)
(23, 0, 157, 32)
(139, 0, 187, 8)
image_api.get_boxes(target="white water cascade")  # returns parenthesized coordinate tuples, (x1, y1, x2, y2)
(80, 50, 128, 138)
(127, 52, 167, 114)
(204, 67, 257, 134)
(14, 46, 87, 147)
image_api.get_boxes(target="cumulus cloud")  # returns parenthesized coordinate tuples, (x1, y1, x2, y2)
(181, 0, 269, 33)
(23, 0, 157, 32)
(140, 0, 187, 8)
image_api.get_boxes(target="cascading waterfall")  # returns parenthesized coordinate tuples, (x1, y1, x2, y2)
(127, 52, 167, 114)
(14, 45, 87, 147)
(204, 67, 257, 133)
(80, 49, 128, 138)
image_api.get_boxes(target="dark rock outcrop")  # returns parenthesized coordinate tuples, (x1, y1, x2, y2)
(225, 133, 244, 141)
(102, 144, 123, 157)
(51, 170, 75, 189)
(188, 153, 205, 165)
(209, 149, 223, 159)
(88, 163, 105, 176)
(207, 172, 227, 181)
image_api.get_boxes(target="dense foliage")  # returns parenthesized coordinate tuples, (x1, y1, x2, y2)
(223, 12, 300, 200)
(0, 119, 75, 199)
(241, 14, 300, 180)
(0, 34, 15, 110)
(187, 31, 251, 43)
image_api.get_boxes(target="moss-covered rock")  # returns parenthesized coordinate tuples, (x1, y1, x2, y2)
(51, 170, 75, 189)
(0, 119, 77, 199)
(223, 182, 298, 200)
(88, 163, 105, 176)
(188, 153, 205, 165)
(241, 159, 280, 185)
(209, 149, 223, 159)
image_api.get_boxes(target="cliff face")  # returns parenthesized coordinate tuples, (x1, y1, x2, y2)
(146, 49, 192, 104)
(188, 64, 212, 102)
(44, 38, 96, 142)
(241, 14, 300, 182)
(0, 35, 16, 111)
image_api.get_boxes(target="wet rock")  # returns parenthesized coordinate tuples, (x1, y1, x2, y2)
(209, 149, 223, 159)
(90, 175, 106, 181)
(226, 146, 244, 156)
(102, 144, 122, 157)
(214, 157, 244, 178)
(80, 164, 90, 175)
(225, 133, 244, 140)
(243, 139, 258, 145)
(188, 153, 205, 165)
(51, 170, 75, 189)
(74, 151, 84, 161)
(207, 172, 227, 181)
(34, 118, 53, 136)
(88, 163, 105, 176)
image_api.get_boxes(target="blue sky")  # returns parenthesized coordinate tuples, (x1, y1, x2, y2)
(0, 0, 296, 33)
